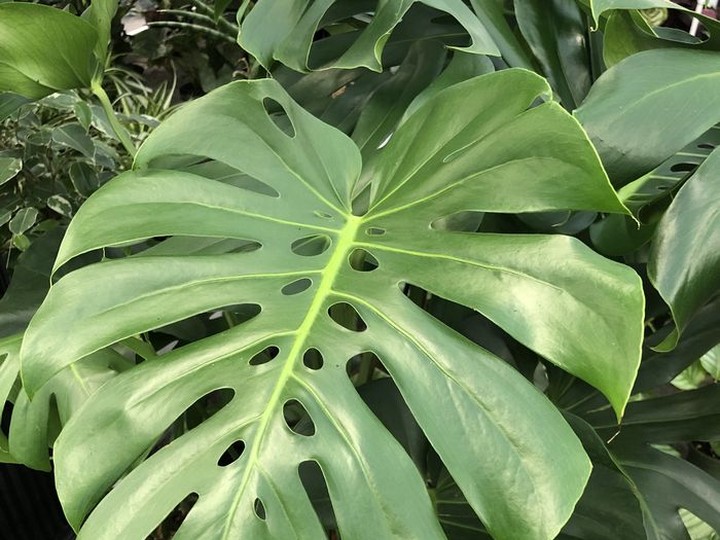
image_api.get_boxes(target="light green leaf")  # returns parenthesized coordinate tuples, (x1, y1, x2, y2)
(238, 0, 500, 72)
(700, 344, 720, 381)
(23, 72, 644, 539)
(0, 334, 22, 463)
(9, 347, 131, 471)
(0, 3, 98, 99)
(648, 148, 720, 350)
(575, 49, 720, 185)
(82, 0, 119, 67)
(0, 157, 22, 186)
(9, 207, 38, 235)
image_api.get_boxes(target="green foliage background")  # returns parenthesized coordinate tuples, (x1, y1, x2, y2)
(1, 0, 720, 539)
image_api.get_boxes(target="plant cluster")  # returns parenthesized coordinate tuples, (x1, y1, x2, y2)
(1, 1, 720, 539)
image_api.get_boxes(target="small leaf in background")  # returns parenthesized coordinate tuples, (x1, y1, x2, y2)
(670, 361, 708, 391)
(9, 208, 39, 236)
(0, 92, 29, 121)
(700, 345, 720, 381)
(0, 157, 22, 186)
(12, 234, 31, 251)
(46, 196, 73, 218)
(69, 162, 100, 197)
(0, 210, 11, 227)
(52, 123, 96, 159)
(73, 101, 93, 132)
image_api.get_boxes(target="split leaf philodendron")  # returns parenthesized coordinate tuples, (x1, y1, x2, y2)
(20, 70, 644, 540)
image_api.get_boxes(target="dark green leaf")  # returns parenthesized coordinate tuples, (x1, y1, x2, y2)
(648, 148, 720, 350)
(514, 0, 591, 109)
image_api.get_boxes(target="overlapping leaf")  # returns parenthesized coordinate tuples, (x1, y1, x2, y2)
(0, 0, 117, 99)
(22, 71, 644, 540)
(575, 49, 720, 185)
(0, 4, 97, 99)
(238, 0, 499, 72)
(648, 148, 720, 350)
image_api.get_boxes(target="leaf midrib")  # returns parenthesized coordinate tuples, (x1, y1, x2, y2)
(222, 214, 361, 538)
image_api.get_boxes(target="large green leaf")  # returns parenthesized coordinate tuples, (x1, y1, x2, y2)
(575, 49, 720, 185)
(238, 0, 499, 72)
(0, 3, 98, 99)
(648, 148, 720, 350)
(22, 71, 643, 540)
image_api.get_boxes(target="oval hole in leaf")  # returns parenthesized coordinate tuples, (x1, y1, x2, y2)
(303, 348, 323, 370)
(283, 399, 315, 436)
(217, 439, 246, 467)
(249, 346, 279, 366)
(328, 302, 367, 332)
(151, 492, 199, 537)
(349, 248, 379, 272)
(291, 235, 331, 257)
(698, 143, 716, 150)
(670, 162, 697, 173)
(281, 278, 312, 296)
(299, 460, 339, 535)
(366, 227, 385, 236)
(253, 498, 266, 520)
(262, 97, 296, 138)
(314, 210, 334, 219)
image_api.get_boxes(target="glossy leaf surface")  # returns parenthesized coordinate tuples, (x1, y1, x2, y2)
(22, 71, 644, 540)
(575, 49, 720, 185)
(649, 148, 720, 350)
(238, 0, 499, 72)
(0, 3, 97, 99)
(514, 0, 591, 109)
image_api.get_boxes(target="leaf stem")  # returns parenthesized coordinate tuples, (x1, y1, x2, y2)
(91, 82, 136, 158)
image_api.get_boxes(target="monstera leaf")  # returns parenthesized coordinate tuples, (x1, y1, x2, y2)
(238, 0, 499, 72)
(21, 70, 644, 540)
(648, 148, 720, 351)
